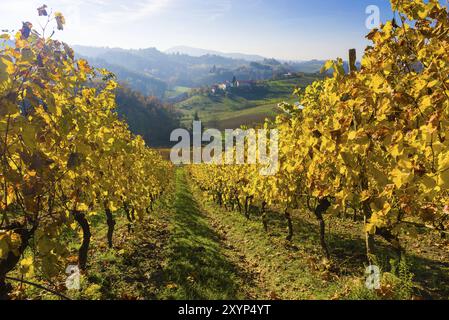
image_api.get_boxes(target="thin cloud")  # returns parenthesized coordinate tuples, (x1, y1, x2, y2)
(162, 0, 232, 22)
(97, 0, 173, 24)
(206, 0, 232, 21)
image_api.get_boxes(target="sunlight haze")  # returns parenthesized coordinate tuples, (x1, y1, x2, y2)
(0, 0, 393, 60)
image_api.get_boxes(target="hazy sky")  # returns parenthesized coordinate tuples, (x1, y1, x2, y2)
(0, 0, 394, 60)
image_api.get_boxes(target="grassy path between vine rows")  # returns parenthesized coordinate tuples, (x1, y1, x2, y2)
(92, 167, 261, 299)
(156, 168, 255, 299)
(91, 167, 449, 300)
(109, 167, 365, 300)
(162, 168, 354, 300)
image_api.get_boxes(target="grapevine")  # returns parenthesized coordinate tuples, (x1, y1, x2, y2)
(190, 0, 449, 264)
(0, 10, 172, 298)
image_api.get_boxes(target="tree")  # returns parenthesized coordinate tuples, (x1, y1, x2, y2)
(193, 110, 200, 122)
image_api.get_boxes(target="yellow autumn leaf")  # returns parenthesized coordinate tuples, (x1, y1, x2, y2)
(390, 168, 412, 188)
(19, 256, 35, 277)
(77, 203, 89, 211)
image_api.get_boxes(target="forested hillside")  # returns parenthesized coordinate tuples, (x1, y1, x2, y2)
(115, 87, 180, 147)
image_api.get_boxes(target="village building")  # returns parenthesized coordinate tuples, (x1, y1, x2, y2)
(236, 80, 255, 88)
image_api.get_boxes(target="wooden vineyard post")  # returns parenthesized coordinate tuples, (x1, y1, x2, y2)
(349, 48, 357, 73)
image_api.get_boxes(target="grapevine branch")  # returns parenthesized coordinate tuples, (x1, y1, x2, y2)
(5, 276, 72, 300)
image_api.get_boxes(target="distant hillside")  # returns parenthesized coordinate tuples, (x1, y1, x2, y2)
(72, 45, 330, 99)
(290, 60, 328, 73)
(165, 46, 266, 62)
(84, 55, 168, 98)
(176, 74, 323, 130)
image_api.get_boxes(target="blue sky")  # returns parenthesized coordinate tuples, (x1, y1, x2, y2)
(0, 0, 395, 60)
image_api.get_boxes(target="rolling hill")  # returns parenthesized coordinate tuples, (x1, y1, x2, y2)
(176, 74, 323, 130)
(72, 45, 329, 100)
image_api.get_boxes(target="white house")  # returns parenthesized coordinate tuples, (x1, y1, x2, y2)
(236, 80, 254, 88)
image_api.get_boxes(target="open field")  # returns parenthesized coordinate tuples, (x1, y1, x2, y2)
(164, 86, 191, 100)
